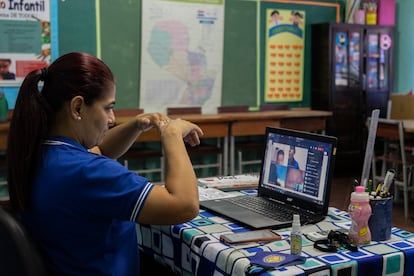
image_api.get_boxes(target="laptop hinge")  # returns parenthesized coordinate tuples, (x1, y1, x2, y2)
(268, 198, 317, 216)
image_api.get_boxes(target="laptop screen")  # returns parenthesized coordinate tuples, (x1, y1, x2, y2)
(258, 127, 337, 215)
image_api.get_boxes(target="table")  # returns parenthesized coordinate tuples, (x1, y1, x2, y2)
(227, 110, 328, 175)
(137, 190, 414, 275)
(117, 110, 332, 176)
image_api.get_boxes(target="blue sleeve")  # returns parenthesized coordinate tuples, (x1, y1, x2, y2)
(77, 155, 154, 222)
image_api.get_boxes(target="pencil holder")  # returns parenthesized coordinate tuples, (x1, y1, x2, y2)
(368, 196, 393, 241)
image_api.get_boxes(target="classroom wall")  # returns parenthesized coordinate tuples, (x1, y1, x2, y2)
(97, 0, 345, 109)
(4, 0, 414, 109)
(54, 0, 346, 110)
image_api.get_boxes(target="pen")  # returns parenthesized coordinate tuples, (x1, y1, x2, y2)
(353, 179, 359, 190)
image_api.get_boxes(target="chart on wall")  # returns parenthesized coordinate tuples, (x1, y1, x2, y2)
(140, 0, 224, 114)
(264, 8, 306, 102)
(0, 0, 51, 84)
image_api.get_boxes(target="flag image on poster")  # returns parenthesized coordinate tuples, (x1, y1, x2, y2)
(265, 9, 305, 102)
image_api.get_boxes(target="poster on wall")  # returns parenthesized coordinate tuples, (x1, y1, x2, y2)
(0, 0, 51, 84)
(140, 0, 224, 114)
(264, 9, 305, 102)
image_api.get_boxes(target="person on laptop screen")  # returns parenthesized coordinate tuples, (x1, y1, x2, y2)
(268, 148, 286, 186)
(288, 145, 300, 169)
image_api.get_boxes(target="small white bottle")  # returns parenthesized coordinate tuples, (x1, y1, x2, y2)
(290, 214, 302, 255)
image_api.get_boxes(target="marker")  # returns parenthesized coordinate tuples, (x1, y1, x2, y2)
(381, 169, 395, 194)
(366, 179, 373, 193)
(375, 183, 382, 194)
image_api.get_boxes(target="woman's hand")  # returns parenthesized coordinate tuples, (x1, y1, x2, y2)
(162, 119, 204, 147)
(135, 113, 170, 132)
(135, 113, 203, 146)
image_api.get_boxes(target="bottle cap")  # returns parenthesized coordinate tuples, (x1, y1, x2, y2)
(355, 186, 365, 193)
(293, 214, 300, 225)
(352, 185, 369, 201)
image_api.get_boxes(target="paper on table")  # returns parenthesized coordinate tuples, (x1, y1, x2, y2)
(197, 174, 259, 190)
(198, 187, 241, 201)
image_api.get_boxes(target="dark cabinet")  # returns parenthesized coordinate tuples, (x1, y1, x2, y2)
(311, 23, 394, 171)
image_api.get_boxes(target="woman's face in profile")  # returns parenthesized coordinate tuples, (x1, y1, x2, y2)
(80, 83, 116, 148)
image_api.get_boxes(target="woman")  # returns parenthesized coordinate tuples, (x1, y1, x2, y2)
(7, 52, 203, 275)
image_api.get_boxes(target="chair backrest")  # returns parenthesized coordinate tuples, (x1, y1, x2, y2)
(114, 108, 144, 117)
(259, 104, 290, 111)
(167, 106, 202, 115)
(217, 105, 249, 113)
(372, 118, 406, 162)
(0, 207, 49, 276)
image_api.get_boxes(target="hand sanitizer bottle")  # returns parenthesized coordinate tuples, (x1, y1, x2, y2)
(290, 214, 302, 255)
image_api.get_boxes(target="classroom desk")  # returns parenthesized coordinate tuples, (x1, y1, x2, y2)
(227, 110, 328, 175)
(117, 110, 332, 176)
(137, 191, 414, 275)
(116, 113, 232, 175)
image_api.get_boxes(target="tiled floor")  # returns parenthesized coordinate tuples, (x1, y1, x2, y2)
(329, 173, 414, 233)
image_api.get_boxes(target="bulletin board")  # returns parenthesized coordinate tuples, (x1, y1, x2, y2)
(0, 0, 53, 84)
(260, 0, 342, 107)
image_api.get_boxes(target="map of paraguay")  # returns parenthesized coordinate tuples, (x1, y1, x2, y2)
(147, 20, 215, 105)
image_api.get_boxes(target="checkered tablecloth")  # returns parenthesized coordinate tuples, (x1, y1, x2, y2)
(137, 204, 414, 276)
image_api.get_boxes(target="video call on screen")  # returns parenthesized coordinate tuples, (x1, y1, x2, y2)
(263, 133, 331, 203)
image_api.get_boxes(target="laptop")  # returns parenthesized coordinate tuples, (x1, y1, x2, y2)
(200, 126, 337, 229)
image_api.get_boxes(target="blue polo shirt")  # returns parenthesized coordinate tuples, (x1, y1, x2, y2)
(22, 136, 154, 275)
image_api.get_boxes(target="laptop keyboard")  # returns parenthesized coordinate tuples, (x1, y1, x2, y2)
(226, 196, 297, 222)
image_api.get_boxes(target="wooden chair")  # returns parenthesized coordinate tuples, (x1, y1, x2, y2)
(167, 106, 202, 115)
(167, 106, 224, 176)
(371, 118, 414, 218)
(259, 104, 290, 111)
(217, 105, 263, 175)
(114, 109, 165, 182)
(217, 106, 256, 175)
(219, 104, 290, 175)
(217, 105, 249, 113)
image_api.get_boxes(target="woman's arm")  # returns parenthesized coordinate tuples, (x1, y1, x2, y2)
(137, 118, 204, 225)
(91, 113, 170, 159)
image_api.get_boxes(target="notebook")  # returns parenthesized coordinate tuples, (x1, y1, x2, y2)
(200, 126, 337, 229)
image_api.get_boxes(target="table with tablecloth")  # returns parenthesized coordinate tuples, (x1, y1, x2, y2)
(137, 190, 414, 275)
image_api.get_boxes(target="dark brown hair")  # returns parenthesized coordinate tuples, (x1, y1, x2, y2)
(7, 52, 114, 211)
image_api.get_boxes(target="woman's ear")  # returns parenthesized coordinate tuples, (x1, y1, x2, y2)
(70, 96, 84, 120)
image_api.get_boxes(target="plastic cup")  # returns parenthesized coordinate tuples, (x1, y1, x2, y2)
(368, 196, 393, 241)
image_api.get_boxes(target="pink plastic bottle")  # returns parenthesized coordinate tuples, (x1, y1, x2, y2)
(348, 185, 372, 245)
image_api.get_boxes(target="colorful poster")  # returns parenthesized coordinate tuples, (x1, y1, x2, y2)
(0, 0, 51, 84)
(264, 9, 305, 102)
(140, 0, 224, 114)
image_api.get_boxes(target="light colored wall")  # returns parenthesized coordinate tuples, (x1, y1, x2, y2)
(394, 0, 414, 93)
